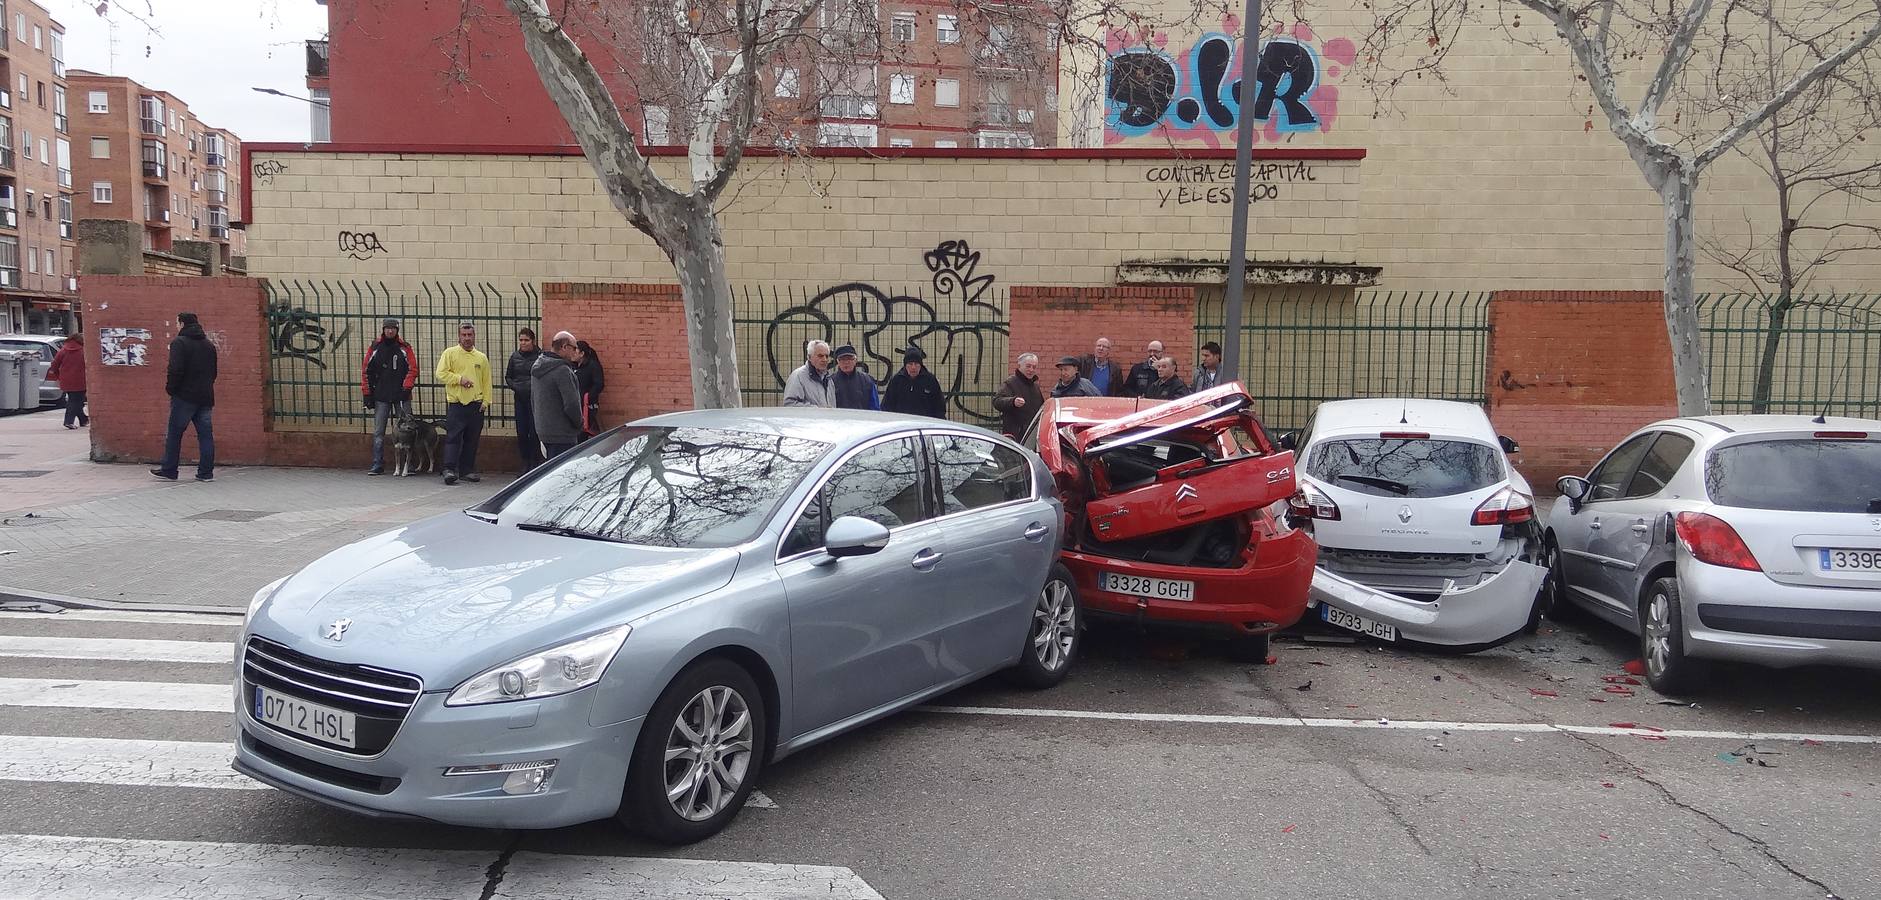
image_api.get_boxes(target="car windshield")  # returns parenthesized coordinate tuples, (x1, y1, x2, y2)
(1706, 439, 1881, 513)
(1306, 438, 1503, 498)
(484, 426, 830, 547)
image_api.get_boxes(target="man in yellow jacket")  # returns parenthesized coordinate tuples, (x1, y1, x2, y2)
(436, 322, 492, 485)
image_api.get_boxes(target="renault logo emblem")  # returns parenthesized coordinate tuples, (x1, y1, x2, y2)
(1398, 505, 1414, 523)
(323, 618, 352, 642)
(1175, 484, 1200, 502)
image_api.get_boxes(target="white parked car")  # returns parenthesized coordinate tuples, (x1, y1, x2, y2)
(1282, 399, 1548, 651)
(1545, 415, 1881, 693)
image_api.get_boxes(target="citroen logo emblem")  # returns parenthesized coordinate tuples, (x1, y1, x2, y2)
(1175, 484, 1200, 502)
(1398, 505, 1414, 523)
(323, 618, 352, 642)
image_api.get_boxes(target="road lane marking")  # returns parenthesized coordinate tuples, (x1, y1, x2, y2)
(919, 705, 1881, 745)
(0, 678, 229, 711)
(0, 636, 232, 663)
(0, 835, 883, 900)
(0, 609, 243, 627)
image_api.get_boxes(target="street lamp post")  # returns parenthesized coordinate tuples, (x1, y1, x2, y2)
(251, 87, 329, 108)
(1218, 0, 1262, 384)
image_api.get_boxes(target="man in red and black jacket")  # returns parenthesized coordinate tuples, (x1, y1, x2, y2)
(360, 318, 418, 476)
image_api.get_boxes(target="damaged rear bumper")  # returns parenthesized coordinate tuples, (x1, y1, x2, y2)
(1308, 560, 1548, 649)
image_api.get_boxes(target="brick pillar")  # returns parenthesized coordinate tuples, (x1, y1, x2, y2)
(539, 283, 692, 426)
(1009, 286, 1199, 382)
(79, 276, 269, 465)
(1485, 291, 1679, 486)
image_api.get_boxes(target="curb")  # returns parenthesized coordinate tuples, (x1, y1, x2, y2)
(0, 585, 243, 617)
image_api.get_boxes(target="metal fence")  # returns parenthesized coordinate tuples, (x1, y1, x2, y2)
(1698, 293, 1881, 418)
(264, 281, 541, 432)
(1195, 287, 1494, 433)
(732, 283, 1010, 425)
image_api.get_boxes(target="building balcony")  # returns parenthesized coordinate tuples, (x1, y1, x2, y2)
(0, 267, 18, 288)
(0, 147, 12, 171)
(57, 167, 69, 189)
(54, 113, 67, 133)
(0, 207, 14, 230)
(0, 91, 11, 110)
(140, 117, 165, 137)
(144, 207, 171, 226)
(205, 152, 225, 168)
(58, 219, 70, 239)
(142, 161, 167, 180)
(306, 40, 329, 78)
(818, 95, 881, 120)
(208, 188, 227, 204)
(210, 224, 228, 240)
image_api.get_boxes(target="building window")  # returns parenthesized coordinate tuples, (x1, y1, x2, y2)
(37, 138, 46, 166)
(27, 245, 36, 275)
(308, 88, 330, 142)
(55, 138, 68, 187)
(43, 249, 51, 275)
(817, 64, 879, 119)
(934, 139, 958, 148)
(32, 25, 41, 50)
(34, 81, 43, 108)
(891, 12, 915, 42)
(20, 130, 30, 160)
(935, 77, 960, 107)
(17, 74, 25, 98)
(819, 0, 879, 37)
(816, 122, 878, 147)
(889, 137, 914, 148)
(87, 91, 108, 114)
(889, 73, 915, 105)
(23, 190, 34, 215)
(51, 30, 63, 77)
(775, 68, 799, 99)
(52, 85, 65, 132)
(91, 182, 112, 203)
(58, 194, 71, 239)
(937, 14, 959, 43)
(643, 106, 670, 144)
(975, 129, 1033, 149)
(984, 82, 1014, 124)
(40, 197, 49, 219)
(984, 24, 1014, 62)
(14, 15, 23, 42)
(90, 137, 108, 158)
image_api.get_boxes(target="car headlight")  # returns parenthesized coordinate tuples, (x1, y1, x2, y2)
(246, 576, 288, 626)
(445, 625, 632, 707)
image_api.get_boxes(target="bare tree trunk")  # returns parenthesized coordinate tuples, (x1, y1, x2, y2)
(1660, 166, 1712, 416)
(1751, 302, 1788, 414)
(651, 194, 742, 409)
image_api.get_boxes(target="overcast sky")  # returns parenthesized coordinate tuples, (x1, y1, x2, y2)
(52, 0, 327, 143)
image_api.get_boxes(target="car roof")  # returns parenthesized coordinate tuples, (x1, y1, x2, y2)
(634, 407, 1004, 446)
(1310, 399, 1496, 440)
(0, 334, 61, 345)
(1673, 414, 1881, 435)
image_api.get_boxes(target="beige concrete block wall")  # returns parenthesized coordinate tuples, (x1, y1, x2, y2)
(244, 151, 1363, 292)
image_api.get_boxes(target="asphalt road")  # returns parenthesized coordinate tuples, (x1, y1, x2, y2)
(2, 604, 1876, 900)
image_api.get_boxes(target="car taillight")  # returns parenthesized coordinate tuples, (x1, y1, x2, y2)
(1673, 512, 1761, 571)
(1471, 486, 1534, 526)
(1814, 431, 1868, 439)
(1289, 482, 1340, 520)
(1380, 432, 1430, 440)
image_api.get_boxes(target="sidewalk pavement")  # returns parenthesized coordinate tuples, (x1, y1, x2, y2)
(1, 408, 507, 608)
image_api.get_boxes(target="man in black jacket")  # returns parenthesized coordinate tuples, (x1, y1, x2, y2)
(360, 318, 416, 476)
(506, 328, 545, 470)
(1120, 340, 1164, 397)
(153, 312, 218, 482)
(1142, 356, 1190, 401)
(992, 353, 1043, 438)
(531, 331, 585, 460)
(882, 347, 946, 418)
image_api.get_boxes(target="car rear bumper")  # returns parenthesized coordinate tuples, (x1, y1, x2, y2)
(231, 683, 640, 829)
(1064, 531, 1315, 635)
(1679, 559, 1881, 669)
(1308, 560, 1547, 648)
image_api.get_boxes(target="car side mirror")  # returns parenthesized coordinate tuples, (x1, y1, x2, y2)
(1277, 431, 1298, 452)
(824, 516, 891, 559)
(1556, 475, 1591, 511)
(1498, 435, 1521, 454)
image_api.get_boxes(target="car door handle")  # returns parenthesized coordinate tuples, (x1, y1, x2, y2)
(1589, 521, 1602, 530)
(1023, 523, 1050, 542)
(911, 549, 944, 571)
(1630, 523, 1650, 534)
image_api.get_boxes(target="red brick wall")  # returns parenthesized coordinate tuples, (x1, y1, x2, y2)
(1009, 286, 1199, 385)
(1486, 291, 1678, 486)
(539, 283, 693, 428)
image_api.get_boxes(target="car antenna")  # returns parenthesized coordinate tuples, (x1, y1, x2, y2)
(1400, 400, 1410, 425)
(1813, 366, 1845, 425)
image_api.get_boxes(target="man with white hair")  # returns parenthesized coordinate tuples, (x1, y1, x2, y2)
(530, 330, 586, 460)
(993, 351, 1043, 437)
(782, 339, 837, 407)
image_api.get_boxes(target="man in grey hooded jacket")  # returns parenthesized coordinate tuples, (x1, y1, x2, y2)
(531, 331, 586, 460)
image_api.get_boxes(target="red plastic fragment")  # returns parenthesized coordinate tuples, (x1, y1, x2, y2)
(1604, 685, 1636, 695)
(1622, 659, 1648, 676)
(1601, 782, 1616, 788)
(1603, 674, 1642, 685)
(1529, 688, 1560, 697)
(1281, 824, 1297, 834)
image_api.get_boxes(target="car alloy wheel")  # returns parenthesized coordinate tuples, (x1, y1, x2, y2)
(1034, 578, 1077, 672)
(1639, 576, 1703, 694)
(664, 685, 754, 822)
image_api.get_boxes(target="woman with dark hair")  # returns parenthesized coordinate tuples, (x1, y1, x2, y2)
(574, 339, 606, 438)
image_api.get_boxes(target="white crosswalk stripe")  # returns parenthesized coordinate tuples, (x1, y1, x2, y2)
(0, 609, 816, 897)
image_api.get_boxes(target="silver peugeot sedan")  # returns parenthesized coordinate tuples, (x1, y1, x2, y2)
(233, 409, 1077, 843)
(1544, 415, 1881, 693)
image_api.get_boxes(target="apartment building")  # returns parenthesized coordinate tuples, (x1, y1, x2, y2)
(0, 0, 75, 335)
(309, 0, 1056, 149)
(67, 71, 243, 265)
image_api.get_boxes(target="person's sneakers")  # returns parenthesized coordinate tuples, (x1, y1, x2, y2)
(150, 469, 177, 481)
(443, 470, 458, 485)
(195, 474, 214, 483)
(63, 423, 76, 430)
(463, 473, 482, 483)
(366, 468, 383, 477)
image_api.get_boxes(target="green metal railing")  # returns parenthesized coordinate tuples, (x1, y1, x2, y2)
(733, 283, 1009, 425)
(263, 280, 541, 431)
(1698, 293, 1881, 418)
(1195, 288, 1493, 433)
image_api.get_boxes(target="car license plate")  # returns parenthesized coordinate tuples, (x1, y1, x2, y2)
(1322, 604, 1398, 641)
(1099, 572, 1196, 602)
(254, 685, 357, 749)
(1820, 549, 1881, 572)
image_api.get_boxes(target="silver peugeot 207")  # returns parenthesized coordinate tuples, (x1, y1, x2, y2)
(233, 409, 1078, 843)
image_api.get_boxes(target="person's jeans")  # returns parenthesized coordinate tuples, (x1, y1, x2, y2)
(514, 394, 544, 469)
(442, 401, 484, 475)
(369, 399, 411, 471)
(158, 398, 214, 479)
(542, 442, 575, 462)
(63, 391, 88, 427)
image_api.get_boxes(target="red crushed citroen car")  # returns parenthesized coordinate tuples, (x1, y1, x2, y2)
(1021, 383, 1316, 658)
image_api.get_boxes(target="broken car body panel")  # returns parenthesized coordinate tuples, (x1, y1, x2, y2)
(1310, 560, 1548, 647)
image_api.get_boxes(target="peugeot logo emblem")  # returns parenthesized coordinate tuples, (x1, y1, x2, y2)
(323, 618, 352, 642)
(1398, 505, 1414, 523)
(1175, 484, 1200, 502)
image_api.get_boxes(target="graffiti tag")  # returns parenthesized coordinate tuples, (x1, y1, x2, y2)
(1145, 161, 1317, 208)
(338, 230, 389, 261)
(267, 301, 353, 370)
(1105, 23, 1356, 145)
(252, 159, 287, 185)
